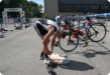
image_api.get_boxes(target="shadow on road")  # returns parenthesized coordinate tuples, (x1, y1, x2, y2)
(45, 60, 94, 74)
(59, 60, 94, 71)
(65, 42, 110, 58)
(97, 42, 110, 51)
(83, 42, 110, 58)
(66, 49, 110, 58)
(83, 49, 110, 58)
(49, 71, 57, 75)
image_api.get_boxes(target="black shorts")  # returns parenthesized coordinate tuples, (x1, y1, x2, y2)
(34, 23, 57, 37)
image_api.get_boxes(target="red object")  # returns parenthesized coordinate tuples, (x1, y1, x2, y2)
(72, 33, 76, 38)
(72, 29, 84, 38)
(76, 29, 84, 36)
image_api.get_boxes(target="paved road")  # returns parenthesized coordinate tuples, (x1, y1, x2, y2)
(0, 24, 110, 75)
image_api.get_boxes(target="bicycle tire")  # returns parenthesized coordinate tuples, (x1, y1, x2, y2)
(59, 34, 79, 52)
(87, 22, 106, 42)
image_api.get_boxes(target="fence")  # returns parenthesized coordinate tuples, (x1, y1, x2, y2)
(0, 18, 37, 38)
(78, 13, 110, 27)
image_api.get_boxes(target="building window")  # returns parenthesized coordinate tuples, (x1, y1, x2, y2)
(58, 0, 110, 13)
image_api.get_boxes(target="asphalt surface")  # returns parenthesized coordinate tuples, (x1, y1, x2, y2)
(0, 23, 110, 75)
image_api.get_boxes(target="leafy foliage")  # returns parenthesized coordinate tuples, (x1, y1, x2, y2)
(0, 0, 43, 18)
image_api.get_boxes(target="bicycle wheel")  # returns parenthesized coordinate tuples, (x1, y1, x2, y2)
(87, 23, 106, 42)
(59, 34, 79, 52)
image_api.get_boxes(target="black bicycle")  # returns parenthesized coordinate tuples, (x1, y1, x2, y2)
(58, 17, 107, 52)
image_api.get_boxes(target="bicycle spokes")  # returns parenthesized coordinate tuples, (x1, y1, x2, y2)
(88, 23, 106, 42)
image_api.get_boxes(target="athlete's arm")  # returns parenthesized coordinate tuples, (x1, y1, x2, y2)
(51, 31, 61, 51)
(42, 25, 55, 54)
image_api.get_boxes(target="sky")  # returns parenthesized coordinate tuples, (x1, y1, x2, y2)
(28, 0, 44, 5)
(29, 0, 44, 12)
(108, 0, 110, 2)
(28, 0, 44, 12)
(0, 0, 44, 5)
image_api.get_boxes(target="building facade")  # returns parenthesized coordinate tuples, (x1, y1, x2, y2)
(44, 0, 110, 18)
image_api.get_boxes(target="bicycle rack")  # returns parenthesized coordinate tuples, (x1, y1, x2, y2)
(78, 13, 110, 31)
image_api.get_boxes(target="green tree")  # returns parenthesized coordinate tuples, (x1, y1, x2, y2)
(27, 1, 43, 17)
(0, 0, 43, 18)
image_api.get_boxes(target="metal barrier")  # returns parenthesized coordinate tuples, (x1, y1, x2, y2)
(0, 18, 37, 38)
(78, 13, 110, 29)
(0, 18, 5, 38)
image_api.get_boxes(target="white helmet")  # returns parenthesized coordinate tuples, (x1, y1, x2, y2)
(55, 15, 62, 22)
(36, 20, 41, 24)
